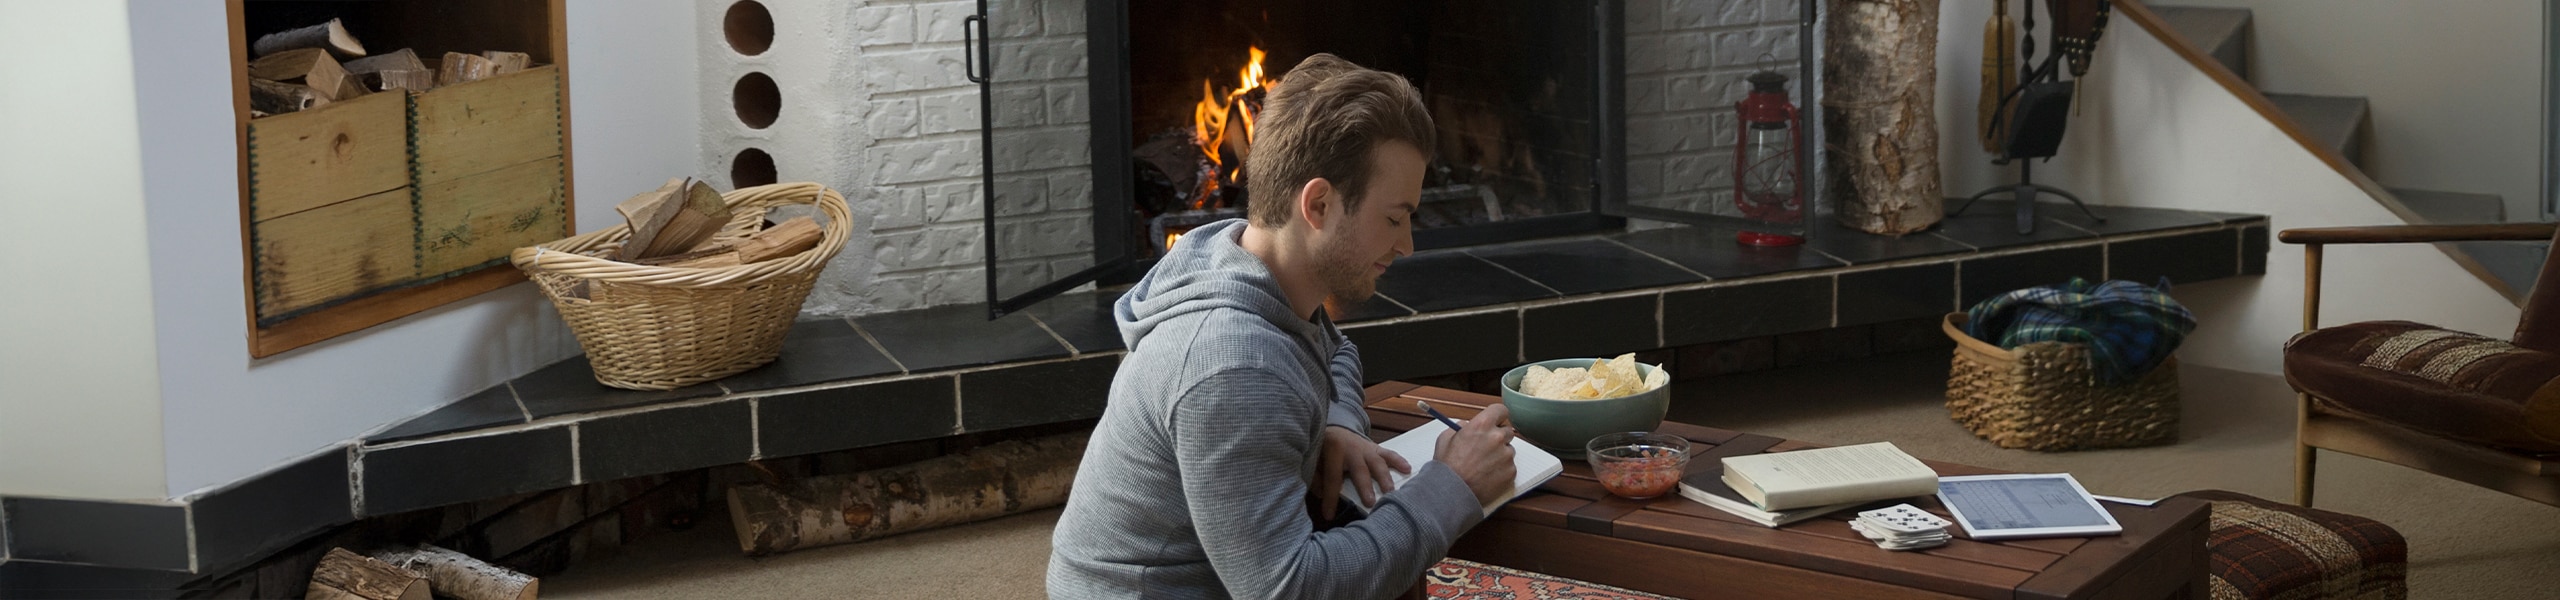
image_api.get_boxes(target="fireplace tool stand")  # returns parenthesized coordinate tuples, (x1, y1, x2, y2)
(1952, 158, 2104, 234)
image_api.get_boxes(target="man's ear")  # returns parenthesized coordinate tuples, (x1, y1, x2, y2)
(1296, 177, 1337, 231)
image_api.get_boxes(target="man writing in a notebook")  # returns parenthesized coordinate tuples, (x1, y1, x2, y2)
(1048, 54, 1521, 600)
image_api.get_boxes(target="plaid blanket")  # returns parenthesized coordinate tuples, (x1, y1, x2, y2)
(1965, 278, 2195, 386)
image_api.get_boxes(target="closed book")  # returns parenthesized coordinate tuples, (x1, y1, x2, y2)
(1343, 420, 1562, 517)
(1720, 441, 1938, 511)
(1676, 467, 1860, 527)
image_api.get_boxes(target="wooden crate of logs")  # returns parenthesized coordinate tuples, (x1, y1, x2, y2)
(241, 16, 568, 335)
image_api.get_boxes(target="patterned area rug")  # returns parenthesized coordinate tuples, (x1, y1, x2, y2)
(1424, 558, 1680, 600)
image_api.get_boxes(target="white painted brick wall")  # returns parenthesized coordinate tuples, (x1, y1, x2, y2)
(703, 0, 1092, 316)
(1626, 0, 1801, 219)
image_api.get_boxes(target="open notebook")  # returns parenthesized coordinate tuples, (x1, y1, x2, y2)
(1341, 420, 1563, 517)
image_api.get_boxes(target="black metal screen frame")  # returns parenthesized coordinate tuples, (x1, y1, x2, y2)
(977, 0, 1138, 318)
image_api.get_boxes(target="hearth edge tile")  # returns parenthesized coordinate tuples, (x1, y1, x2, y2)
(0, 496, 191, 571)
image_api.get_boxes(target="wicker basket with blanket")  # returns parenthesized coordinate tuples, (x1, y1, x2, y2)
(1945, 312, 2180, 450)
(510, 182, 851, 390)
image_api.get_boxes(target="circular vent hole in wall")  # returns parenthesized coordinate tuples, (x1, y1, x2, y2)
(734, 72, 781, 129)
(733, 148, 778, 189)
(725, 1, 775, 55)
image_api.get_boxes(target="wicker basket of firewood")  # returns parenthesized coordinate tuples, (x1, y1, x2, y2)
(1942, 312, 2180, 451)
(510, 182, 850, 390)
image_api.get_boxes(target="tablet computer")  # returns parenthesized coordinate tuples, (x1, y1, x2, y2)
(1934, 473, 2123, 540)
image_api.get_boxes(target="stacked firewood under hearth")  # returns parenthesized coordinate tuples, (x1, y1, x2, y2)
(245, 18, 536, 118)
(308, 545, 537, 600)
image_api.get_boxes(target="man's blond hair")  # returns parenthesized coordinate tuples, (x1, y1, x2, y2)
(1245, 54, 1436, 227)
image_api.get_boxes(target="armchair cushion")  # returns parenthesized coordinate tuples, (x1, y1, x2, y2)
(2283, 320, 2560, 454)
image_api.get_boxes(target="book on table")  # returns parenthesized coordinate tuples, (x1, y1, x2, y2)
(1678, 466, 1864, 527)
(1720, 441, 1939, 511)
(1344, 420, 1563, 517)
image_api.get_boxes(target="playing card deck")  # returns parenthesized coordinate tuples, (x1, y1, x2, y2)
(1851, 504, 1953, 551)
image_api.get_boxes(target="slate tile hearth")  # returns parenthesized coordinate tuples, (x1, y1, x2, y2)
(1373, 249, 1557, 312)
(1, 497, 190, 571)
(2112, 229, 2243, 286)
(1935, 200, 2102, 248)
(512, 357, 723, 421)
(1020, 292, 1126, 352)
(362, 427, 574, 515)
(1837, 263, 1958, 326)
(718, 319, 901, 394)
(1611, 226, 1845, 278)
(758, 376, 957, 459)
(368, 384, 524, 443)
(1960, 244, 2108, 307)
(191, 448, 351, 574)
(0, 203, 2273, 579)
(1804, 221, 1977, 265)
(855, 302, 1072, 372)
(1468, 238, 1702, 295)
(580, 401, 753, 483)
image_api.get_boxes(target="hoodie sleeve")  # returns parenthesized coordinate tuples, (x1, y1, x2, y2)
(1171, 369, 1480, 600)
(1323, 327, 1372, 433)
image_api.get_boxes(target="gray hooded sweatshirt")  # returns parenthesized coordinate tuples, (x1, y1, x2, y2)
(1047, 219, 1482, 600)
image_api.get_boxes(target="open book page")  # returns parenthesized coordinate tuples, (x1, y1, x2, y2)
(1345, 420, 1562, 517)
(1720, 441, 1938, 511)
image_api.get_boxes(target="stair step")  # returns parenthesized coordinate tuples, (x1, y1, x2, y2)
(2388, 188, 2505, 224)
(2264, 93, 2369, 169)
(2150, 6, 2251, 81)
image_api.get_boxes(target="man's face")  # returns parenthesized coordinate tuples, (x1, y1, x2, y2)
(1314, 142, 1424, 305)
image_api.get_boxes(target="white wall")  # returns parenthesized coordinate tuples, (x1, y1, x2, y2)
(1929, 1, 2524, 375)
(2159, 0, 2544, 220)
(0, 1, 169, 500)
(126, 0, 701, 499)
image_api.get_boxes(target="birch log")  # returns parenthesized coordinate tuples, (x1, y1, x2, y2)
(1824, 0, 1944, 235)
(252, 19, 368, 58)
(727, 432, 1088, 556)
(307, 548, 429, 600)
(372, 544, 539, 600)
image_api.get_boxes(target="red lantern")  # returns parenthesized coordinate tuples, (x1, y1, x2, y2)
(1733, 70, 1805, 246)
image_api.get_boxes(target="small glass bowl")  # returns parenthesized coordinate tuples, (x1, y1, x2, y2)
(1586, 431, 1690, 500)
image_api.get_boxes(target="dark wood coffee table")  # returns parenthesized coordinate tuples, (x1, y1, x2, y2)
(1364, 382, 2209, 600)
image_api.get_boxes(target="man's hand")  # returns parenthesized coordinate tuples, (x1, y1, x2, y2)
(1435, 404, 1518, 506)
(1317, 425, 1412, 520)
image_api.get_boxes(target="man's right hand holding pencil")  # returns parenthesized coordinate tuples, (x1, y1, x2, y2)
(1435, 403, 1519, 506)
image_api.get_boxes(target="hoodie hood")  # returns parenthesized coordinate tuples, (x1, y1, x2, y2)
(1115, 218, 1331, 355)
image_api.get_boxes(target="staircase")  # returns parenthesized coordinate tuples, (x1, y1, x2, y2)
(2151, 5, 2548, 298)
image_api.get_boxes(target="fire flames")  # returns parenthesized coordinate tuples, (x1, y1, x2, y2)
(1189, 47, 1277, 203)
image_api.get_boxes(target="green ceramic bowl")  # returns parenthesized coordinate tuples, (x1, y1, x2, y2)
(1500, 358, 1671, 458)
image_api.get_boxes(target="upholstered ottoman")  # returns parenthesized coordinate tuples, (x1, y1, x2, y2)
(2174, 490, 2408, 600)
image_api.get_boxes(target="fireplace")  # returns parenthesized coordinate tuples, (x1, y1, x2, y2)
(1119, 0, 1622, 257)
(973, 0, 1812, 314)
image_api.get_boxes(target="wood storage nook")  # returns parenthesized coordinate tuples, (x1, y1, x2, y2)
(1823, 0, 1943, 235)
(230, 0, 572, 357)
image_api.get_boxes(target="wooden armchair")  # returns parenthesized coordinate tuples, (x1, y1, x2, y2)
(2279, 223, 2560, 508)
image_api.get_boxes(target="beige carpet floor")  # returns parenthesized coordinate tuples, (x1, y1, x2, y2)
(545, 353, 2560, 599)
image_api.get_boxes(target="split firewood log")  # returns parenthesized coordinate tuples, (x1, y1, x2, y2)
(346, 49, 434, 92)
(343, 48, 424, 75)
(251, 18, 367, 58)
(249, 78, 327, 115)
(249, 48, 354, 102)
(438, 52, 501, 86)
(726, 432, 1087, 556)
(371, 544, 539, 600)
(307, 548, 428, 600)
(483, 51, 532, 75)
